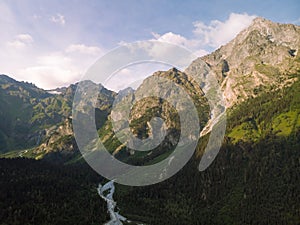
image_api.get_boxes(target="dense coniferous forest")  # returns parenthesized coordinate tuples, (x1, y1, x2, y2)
(0, 159, 108, 225)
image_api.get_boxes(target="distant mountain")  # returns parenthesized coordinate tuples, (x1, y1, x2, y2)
(0, 75, 115, 158)
(0, 74, 60, 152)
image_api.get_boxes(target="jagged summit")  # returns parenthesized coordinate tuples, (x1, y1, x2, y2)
(187, 17, 300, 107)
(203, 16, 300, 66)
(251, 17, 275, 27)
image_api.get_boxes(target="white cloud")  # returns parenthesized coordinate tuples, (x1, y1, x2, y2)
(0, 9, 256, 91)
(154, 32, 188, 46)
(66, 44, 102, 55)
(0, 5, 98, 90)
(50, 13, 66, 25)
(151, 13, 256, 57)
(36, 53, 71, 67)
(20, 66, 76, 88)
(17, 52, 81, 89)
(14, 43, 105, 89)
(151, 32, 207, 57)
(17, 34, 34, 43)
(7, 34, 34, 49)
(7, 40, 26, 48)
(105, 63, 171, 91)
(193, 49, 209, 57)
(193, 13, 256, 48)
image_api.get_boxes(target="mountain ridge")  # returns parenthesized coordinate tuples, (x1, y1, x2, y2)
(187, 17, 300, 107)
(1, 17, 299, 161)
(1, 17, 300, 225)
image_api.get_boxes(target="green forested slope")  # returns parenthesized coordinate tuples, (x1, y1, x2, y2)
(1, 77, 299, 225)
(0, 75, 72, 152)
(113, 76, 300, 225)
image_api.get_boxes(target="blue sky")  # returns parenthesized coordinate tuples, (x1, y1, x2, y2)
(0, 0, 299, 90)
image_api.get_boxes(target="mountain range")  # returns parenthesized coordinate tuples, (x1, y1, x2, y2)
(1, 17, 299, 160)
(0, 17, 300, 225)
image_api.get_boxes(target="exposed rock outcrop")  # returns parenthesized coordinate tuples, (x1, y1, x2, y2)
(187, 17, 300, 107)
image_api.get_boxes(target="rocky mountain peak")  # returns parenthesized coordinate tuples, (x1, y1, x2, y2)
(203, 17, 300, 66)
(241, 17, 299, 48)
(188, 18, 300, 107)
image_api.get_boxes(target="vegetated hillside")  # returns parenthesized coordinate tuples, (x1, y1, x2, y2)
(112, 76, 300, 225)
(0, 75, 72, 152)
(0, 76, 115, 159)
(0, 74, 299, 225)
(227, 72, 300, 143)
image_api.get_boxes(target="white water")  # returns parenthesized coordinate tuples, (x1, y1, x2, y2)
(97, 181, 127, 225)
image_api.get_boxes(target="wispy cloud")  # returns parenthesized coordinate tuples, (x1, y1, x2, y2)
(151, 32, 208, 57)
(97, 13, 257, 91)
(152, 13, 256, 56)
(16, 43, 106, 89)
(7, 34, 34, 49)
(50, 13, 66, 26)
(105, 63, 171, 91)
(18, 52, 80, 89)
(193, 13, 256, 48)
(66, 44, 102, 55)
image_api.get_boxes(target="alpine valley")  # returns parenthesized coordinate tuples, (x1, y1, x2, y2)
(1, 18, 300, 225)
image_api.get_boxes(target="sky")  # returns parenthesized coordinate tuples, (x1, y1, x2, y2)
(0, 0, 299, 91)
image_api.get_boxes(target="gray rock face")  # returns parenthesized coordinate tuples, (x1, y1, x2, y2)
(187, 17, 300, 107)
(101, 68, 210, 160)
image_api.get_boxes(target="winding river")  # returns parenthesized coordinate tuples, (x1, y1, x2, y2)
(97, 181, 127, 225)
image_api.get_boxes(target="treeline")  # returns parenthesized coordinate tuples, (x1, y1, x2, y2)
(0, 158, 108, 225)
(115, 131, 300, 225)
(227, 77, 300, 132)
(1, 132, 299, 225)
